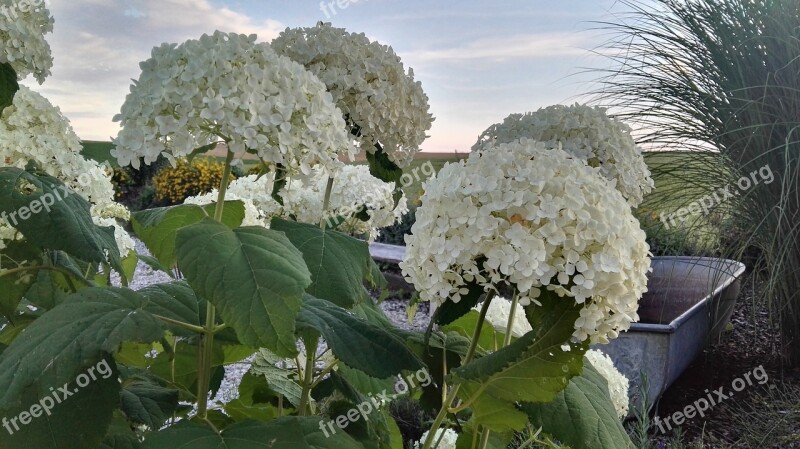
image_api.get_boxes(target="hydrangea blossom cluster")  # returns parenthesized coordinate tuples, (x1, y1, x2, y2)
(0, 0, 53, 83)
(401, 139, 651, 344)
(1, 87, 117, 204)
(282, 165, 408, 241)
(0, 222, 20, 251)
(585, 349, 630, 419)
(0, 87, 134, 256)
(472, 104, 654, 207)
(473, 296, 532, 338)
(184, 174, 279, 228)
(185, 165, 407, 241)
(272, 22, 434, 168)
(414, 428, 458, 449)
(112, 31, 357, 174)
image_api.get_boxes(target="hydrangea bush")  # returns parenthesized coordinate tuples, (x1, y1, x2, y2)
(0, 5, 644, 448)
(272, 22, 434, 169)
(473, 104, 654, 207)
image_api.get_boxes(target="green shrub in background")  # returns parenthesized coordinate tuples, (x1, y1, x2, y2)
(151, 157, 240, 206)
(376, 207, 416, 246)
(81, 140, 169, 211)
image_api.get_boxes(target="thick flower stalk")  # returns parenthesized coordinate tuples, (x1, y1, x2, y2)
(0, 0, 53, 83)
(0, 87, 134, 256)
(585, 349, 630, 419)
(272, 22, 434, 168)
(401, 139, 651, 344)
(112, 31, 356, 173)
(473, 104, 654, 207)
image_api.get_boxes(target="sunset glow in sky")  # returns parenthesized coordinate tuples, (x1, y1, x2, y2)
(26, 0, 624, 152)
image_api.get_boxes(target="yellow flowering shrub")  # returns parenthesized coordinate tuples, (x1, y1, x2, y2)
(153, 158, 236, 205)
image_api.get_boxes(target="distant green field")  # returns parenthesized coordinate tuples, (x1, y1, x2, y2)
(81, 140, 117, 166)
(82, 139, 715, 221)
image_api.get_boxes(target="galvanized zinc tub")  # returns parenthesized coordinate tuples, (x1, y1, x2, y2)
(594, 256, 746, 412)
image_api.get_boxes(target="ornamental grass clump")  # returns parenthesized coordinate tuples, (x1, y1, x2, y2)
(473, 104, 654, 207)
(401, 138, 651, 344)
(112, 31, 356, 173)
(594, 0, 800, 365)
(272, 22, 434, 168)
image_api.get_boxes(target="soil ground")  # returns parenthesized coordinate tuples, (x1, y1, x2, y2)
(650, 274, 800, 448)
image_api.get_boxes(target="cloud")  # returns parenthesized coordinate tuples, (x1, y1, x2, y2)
(404, 33, 592, 64)
(28, 0, 285, 140)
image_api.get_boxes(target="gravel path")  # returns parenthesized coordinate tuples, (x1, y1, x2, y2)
(117, 238, 430, 407)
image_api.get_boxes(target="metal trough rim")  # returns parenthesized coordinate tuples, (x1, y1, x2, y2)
(627, 256, 746, 334)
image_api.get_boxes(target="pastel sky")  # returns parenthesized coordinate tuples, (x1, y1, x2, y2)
(24, 0, 628, 153)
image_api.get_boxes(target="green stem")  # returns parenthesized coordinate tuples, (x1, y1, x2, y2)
(298, 336, 319, 416)
(214, 149, 235, 222)
(309, 358, 339, 390)
(320, 176, 334, 230)
(504, 290, 520, 350)
(477, 426, 491, 449)
(0, 265, 91, 289)
(196, 148, 234, 419)
(152, 314, 206, 334)
(422, 293, 494, 449)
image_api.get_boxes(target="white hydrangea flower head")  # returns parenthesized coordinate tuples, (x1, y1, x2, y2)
(183, 175, 277, 228)
(272, 22, 434, 168)
(91, 202, 131, 221)
(473, 296, 532, 338)
(414, 428, 458, 449)
(282, 164, 408, 241)
(0, 0, 53, 83)
(112, 31, 356, 174)
(473, 104, 654, 207)
(0, 87, 135, 256)
(401, 139, 651, 344)
(0, 86, 117, 205)
(93, 216, 136, 258)
(585, 349, 630, 419)
(0, 221, 22, 251)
